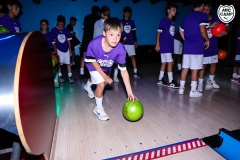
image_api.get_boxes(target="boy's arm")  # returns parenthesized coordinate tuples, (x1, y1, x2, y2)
(200, 25, 210, 50)
(91, 62, 112, 84)
(132, 29, 138, 48)
(120, 69, 137, 101)
(68, 40, 72, 56)
(179, 29, 184, 40)
(155, 32, 160, 52)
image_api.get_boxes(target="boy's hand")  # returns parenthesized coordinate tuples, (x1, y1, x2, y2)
(204, 40, 210, 50)
(127, 93, 138, 101)
(104, 76, 113, 84)
(155, 44, 160, 52)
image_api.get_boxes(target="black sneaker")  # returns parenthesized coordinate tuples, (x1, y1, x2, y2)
(68, 76, 74, 84)
(157, 78, 167, 86)
(134, 72, 142, 78)
(59, 76, 65, 83)
(168, 80, 180, 89)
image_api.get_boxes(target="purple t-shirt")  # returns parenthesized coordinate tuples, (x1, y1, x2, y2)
(180, 11, 209, 55)
(204, 16, 222, 57)
(51, 27, 72, 52)
(121, 19, 136, 45)
(236, 28, 240, 55)
(157, 17, 175, 53)
(85, 36, 126, 72)
(0, 14, 22, 32)
(43, 32, 54, 49)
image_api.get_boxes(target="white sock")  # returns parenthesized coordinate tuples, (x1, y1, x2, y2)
(58, 72, 62, 77)
(190, 81, 197, 91)
(177, 64, 182, 70)
(95, 96, 103, 107)
(86, 80, 92, 87)
(180, 80, 185, 88)
(114, 67, 119, 78)
(133, 68, 137, 73)
(68, 72, 72, 77)
(159, 71, 164, 80)
(198, 78, 204, 85)
(167, 72, 173, 83)
(80, 68, 84, 75)
(209, 74, 214, 81)
(232, 73, 237, 78)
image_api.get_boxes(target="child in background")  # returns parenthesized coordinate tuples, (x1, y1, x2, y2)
(51, 15, 74, 84)
(84, 17, 137, 121)
(0, 0, 22, 32)
(179, 0, 209, 97)
(231, 27, 240, 84)
(155, 3, 179, 89)
(40, 19, 54, 51)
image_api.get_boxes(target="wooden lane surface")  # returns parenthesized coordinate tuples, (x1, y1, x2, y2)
(50, 64, 239, 160)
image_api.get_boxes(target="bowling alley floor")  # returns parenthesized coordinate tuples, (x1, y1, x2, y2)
(50, 61, 239, 160)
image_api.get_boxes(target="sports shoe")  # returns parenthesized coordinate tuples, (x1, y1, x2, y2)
(197, 83, 203, 92)
(134, 72, 142, 78)
(231, 78, 237, 83)
(168, 80, 180, 89)
(178, 87, 184, 95)
(207, 79, 220, 89)
(157, 78, 168, 86)
(59, 76, 65, 83)
(189, 90, 203, 97)
(84, 84, 94, 98)
(114, 76, 119, 83)
(68, 76, 74, 84)
(93, 106, 109, 121)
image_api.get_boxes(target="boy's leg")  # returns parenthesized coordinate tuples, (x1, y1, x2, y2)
(84, 79, 94, 98)
(57, 51, 65, 83)
(131, 56, 142, 78)
(231, 66, 237, 83)
(79, 52, 85, 79)
(178, 68, 188, 94)
(157, 62, 167, 85)
(67, 64, 74, 83)
(207, 63, 219, 88)
(113, 64, 119, 83)
(198, 64, 207, 92)
(189, 69, 202, 97)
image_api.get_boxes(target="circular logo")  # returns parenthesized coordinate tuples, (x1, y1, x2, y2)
(169, 25, 175, 36)
(57, 34, 66, 43)
(217, 5, 235, 23)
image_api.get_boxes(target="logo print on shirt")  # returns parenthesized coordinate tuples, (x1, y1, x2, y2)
(169, 25, 175, 36)
(124, 24, 131, 34)
(58, 34, 66, 43)
(218, 5, 235, 23)
(97, 59, 114, 67)
(207, 28, 213, 38)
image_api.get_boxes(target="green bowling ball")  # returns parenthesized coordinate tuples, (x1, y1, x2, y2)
(52, 57, 56, 67)
(122, 100, 144, 122)
(0, 25, 10, 33)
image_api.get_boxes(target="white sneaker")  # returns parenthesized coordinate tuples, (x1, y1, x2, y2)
(114, 76, 119, 83)
(197, 83, 203, 92)
(207, 79, 220, 89)
(189, 90, 203, 97)
(93, 106, 109, 121)
(84, 84, 94, 98)
(178, 87, 184, 95)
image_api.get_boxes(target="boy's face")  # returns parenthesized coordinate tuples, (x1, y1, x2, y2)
(123, 12, 131, 20)
(57, 22, 64, 29)
(168, 7, 177, 17)
(103, 29, 121, 48)
(71, 20, 76, 26)
(41, 22, 48, 30)
(203, 5, 212, 15)
(8, 4, 20, 16)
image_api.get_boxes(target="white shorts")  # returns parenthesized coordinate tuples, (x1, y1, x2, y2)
(160, 53, 173, 63)
(89, 71, 104, 84)
(203, 55, 218, 64)
(174, 39, 183, 55)
(124, 45, 136, 56)
(235, 55, 240, 61)
(182, 54, 203, 70)
(57, 49, 71, 65)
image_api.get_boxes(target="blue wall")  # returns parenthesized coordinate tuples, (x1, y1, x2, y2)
(19, 0, 192, 55)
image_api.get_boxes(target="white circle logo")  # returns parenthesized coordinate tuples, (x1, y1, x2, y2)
(217, 5, 235, 23)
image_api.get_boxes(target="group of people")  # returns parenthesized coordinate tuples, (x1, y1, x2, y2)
(1, 0, 240, 121)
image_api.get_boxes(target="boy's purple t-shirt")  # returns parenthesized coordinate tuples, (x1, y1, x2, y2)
(180, 11, 209, 55)
(121, 19, 136, 45)
(0, 14, 22, 32)
(43, 32, 54, 49)
(236, 28, 240, 55)
(85, 36, 126, 72)
(157, 17, 175, 53)
(51, 27, 72, 52)
(204, 16, 222, 57)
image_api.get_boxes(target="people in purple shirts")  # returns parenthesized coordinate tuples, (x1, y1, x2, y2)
(51, 15, 74, 84)
(179, 0, 209, 97)
(84, 17, 137, 121)
(155, 3, 179, 89)
(40, 19, 54, 52)
(198, 1, 229, 92)
(0, 0, 22, 32)
(231, 27, 240, 84)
